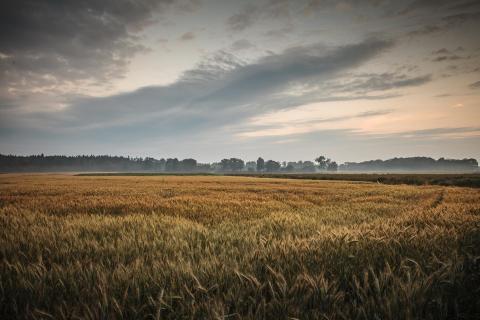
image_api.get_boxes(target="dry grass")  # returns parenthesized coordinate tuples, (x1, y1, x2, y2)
(1, 174, 479, 319)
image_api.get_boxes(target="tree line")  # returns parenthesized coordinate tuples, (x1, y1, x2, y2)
(340, 157, 478, 172)
(0, 154, 477, 173)
(0, 154, 338, 173)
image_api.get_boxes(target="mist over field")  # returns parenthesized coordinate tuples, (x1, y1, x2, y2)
(1, 1, 480, 319)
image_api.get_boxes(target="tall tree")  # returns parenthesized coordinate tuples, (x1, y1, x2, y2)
(256, 157, 265, 172)
(230, 158, 245, 171)
(180, 158, 197, 171)
(165, 158, 179, 171)
(265, 160, 281, 172)
(315, 156, 328, 170)
(327, 161, 338, 172)
(220, 158, 245, 171)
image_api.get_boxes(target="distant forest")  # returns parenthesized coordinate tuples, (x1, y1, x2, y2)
(0, 154, 478, 173)
(340, 157, 479, 172)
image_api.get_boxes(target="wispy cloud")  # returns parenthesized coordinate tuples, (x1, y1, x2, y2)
(469, 80, 480, 89)
(386, 127, 480, 139)
(179, 31, 196, 41)
(227, 4, 259, 32)
(236, 109, 395, 138)
(230, 39, 255, 51)
(407, 10, 480, 37)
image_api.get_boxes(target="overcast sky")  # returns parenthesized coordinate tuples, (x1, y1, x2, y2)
(1, 0, 479, 162)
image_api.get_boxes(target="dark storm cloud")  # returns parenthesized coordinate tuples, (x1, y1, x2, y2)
(0, 0, 179, 93)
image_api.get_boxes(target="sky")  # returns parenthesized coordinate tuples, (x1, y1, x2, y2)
(1, 0, 479, 163)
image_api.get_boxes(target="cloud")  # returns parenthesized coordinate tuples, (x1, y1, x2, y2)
(225, 0, 480, 41)
(264, 25, 295, 39)
(326, 73, 431, 94)
(392, 127, 480, 139)
(1, 38, 397, 132)
(430, 47, 472, 62)
(432, 48, 450, 55)
(397, 0, 453, 15)
(469, 80, 480, 89)
(406, 25, 442, 37)
(230, 39, 255, 51)
(442, 11, 480, 27)
(432, 55, 463, 62)
(0, 0, 183, 113)
(236, 109, 395, 138)
(0, 37, 435, 156)
(407, 10, 480, 37)
(245, 123, 480, 141)
(226, 4, 259, 32)
(179, 31, 195, 41)
(227, 0, 293, 32)
(447, 0, 480, 11)
(356, 110, 393, 118)
(432, 46, 472, 62)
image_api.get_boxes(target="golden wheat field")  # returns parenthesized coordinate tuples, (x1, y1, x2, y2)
(1, 174, 479, 319)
